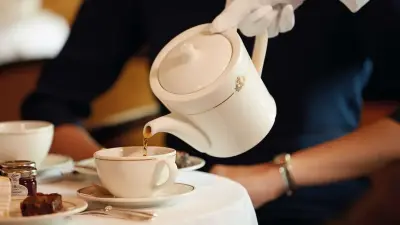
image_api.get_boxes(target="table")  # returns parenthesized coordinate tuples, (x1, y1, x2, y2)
(39, 171, 258, 225)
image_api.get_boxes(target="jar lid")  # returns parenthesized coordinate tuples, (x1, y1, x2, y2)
(2, 166, 37, 176)
(158, 31, 232, 95)
(0, 160, 36, 169)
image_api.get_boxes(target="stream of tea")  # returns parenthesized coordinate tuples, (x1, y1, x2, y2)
(142, 126, 153, 156)
(142, 137, 148, 156)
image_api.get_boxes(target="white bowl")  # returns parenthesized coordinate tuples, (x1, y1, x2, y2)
(0, 120, 54, 168)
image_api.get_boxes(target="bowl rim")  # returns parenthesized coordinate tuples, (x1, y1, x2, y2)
(0, 120, 54, 135)
(94, 146, 176, 161)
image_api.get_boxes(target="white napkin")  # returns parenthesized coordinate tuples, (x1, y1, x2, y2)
(339, 0, 370, 13)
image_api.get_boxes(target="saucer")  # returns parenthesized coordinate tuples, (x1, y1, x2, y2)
(0, 196, 87, 225)
(38, 154, 74, 172)
(77, 183, 195, 208)
(74, 156, 205, 176)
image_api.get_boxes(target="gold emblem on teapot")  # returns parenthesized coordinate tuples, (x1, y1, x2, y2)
(235, 76, 246, 92)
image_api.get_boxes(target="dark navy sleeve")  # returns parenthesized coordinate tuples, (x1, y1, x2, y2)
(355, 0, 400, 124)
(21, 0, 145, 126)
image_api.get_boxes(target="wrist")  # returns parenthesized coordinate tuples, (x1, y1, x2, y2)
(262, 163, 287, 199)
(54, 125, 101, 160)
(273, 153, 297, 196)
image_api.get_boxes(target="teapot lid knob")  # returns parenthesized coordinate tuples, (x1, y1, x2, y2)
(179, 43, 197, 61)
(157, 31, 232, 95)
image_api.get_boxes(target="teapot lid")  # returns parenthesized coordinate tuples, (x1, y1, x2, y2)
(158, 31, 232, 95)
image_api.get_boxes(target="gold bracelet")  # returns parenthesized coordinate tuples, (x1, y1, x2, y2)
(273, 153, 296, 196)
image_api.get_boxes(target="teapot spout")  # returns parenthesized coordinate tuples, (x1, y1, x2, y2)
(143, 113, 210, 153)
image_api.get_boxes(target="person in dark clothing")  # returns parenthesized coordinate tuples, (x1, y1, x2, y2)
(21, 0, 400, 224)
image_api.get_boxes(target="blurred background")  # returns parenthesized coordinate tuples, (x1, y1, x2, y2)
(0, 0, 396, 149)
(0, 0, 164, 148)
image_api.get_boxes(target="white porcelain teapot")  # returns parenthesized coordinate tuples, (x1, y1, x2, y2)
(143, 24, 276, 158)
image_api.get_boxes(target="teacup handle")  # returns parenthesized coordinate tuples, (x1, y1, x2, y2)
(153, 160, 178, 191)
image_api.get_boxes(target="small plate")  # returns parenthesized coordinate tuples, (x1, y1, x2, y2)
(0, 196, 88, 225)
(74, 156, 205, 176)
(38, 154, 74, 172)
(77, 183, 195, 208)
(178, 156, 206, 172)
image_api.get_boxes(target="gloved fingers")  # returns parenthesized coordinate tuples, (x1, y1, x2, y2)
(210, 0, 258, 33)
(278, 4, 295, 33)
(266, 7, 280, 38)
(247, 5, 275, 23)
(239, 5, 277, 37)
(261, 0, 294, 6)
(211, 0, 298, 36)
(267, 22, 279, 38)
(267, 4, 294, 37)
(239, 4, 294, 38)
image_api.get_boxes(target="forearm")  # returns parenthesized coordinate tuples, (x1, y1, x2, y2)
(52, 124, 101, 161)
(290, 117, 400, 187)
(326, 162, 400, 225)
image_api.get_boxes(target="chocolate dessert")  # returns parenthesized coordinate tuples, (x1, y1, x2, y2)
(20, 193, 63, 216)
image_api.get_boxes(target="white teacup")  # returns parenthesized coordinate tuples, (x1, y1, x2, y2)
(0, 120, 54, 168)
(94, 146, 178, 198)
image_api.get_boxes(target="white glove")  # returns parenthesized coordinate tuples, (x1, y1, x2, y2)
(210, 0, 370, 38)
(210, 0, 304, 38)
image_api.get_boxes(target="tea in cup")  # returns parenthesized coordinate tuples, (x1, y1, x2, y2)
(94, 146, 178, 198)
(0, 121, 54, 168)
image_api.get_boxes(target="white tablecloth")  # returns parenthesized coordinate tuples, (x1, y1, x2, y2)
(39, 171, 258, 225)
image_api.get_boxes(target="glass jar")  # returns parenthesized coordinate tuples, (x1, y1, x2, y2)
(19, 169, 37, 196)
(2, 166, 37, 196)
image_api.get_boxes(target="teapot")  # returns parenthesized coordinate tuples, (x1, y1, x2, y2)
(143, 24, 276, 158)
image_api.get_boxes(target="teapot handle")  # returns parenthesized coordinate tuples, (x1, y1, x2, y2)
(252, 31, 268, 76)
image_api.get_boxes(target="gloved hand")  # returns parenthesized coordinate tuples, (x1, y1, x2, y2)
(210, 0, 305, 38)
(210, 0, 370, 38)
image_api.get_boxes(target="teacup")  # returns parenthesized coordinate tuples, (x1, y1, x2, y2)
(94, 146, 178, 198)
(0, 120, 54, 168)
